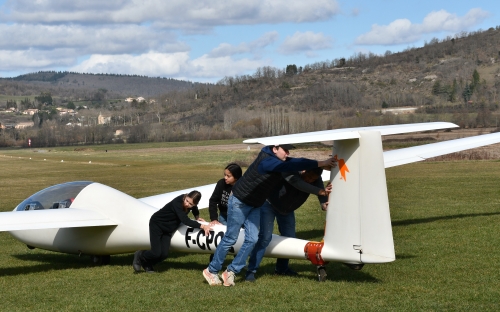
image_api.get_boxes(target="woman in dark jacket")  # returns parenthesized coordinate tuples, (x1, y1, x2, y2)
(133, 190, 211, 273)
(208, 163, 242, 225)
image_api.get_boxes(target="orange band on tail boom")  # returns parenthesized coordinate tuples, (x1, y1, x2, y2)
(304, 242, 328, 266)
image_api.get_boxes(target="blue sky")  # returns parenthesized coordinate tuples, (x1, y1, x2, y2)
(0, 0, 498, 83)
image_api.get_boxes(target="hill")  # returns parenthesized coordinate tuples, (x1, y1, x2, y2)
(1, 26, 500, 147)
(0, 71, 206, 98)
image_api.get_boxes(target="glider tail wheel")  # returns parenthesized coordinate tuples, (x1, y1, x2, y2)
(317, 266, 327, 282)
(90, 255, 111, 265)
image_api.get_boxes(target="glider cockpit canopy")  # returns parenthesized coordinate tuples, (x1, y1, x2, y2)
(15, 181, 92, 211)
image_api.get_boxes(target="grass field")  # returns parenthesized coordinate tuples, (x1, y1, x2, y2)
(0, 143, 499, 311)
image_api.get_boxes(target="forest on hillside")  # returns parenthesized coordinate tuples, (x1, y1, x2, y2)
(1, 26, 500, 147)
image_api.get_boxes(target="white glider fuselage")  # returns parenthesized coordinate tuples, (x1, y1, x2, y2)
(9, 182, 311, 260)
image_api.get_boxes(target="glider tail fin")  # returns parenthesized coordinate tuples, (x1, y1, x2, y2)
(319, 131, 395, 264)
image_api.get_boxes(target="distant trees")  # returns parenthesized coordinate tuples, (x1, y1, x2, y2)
(6, 100, 16, 109)
(462, 83, 472, 103)
(35, 92, 53, 105)
(286, 64, 298, 76)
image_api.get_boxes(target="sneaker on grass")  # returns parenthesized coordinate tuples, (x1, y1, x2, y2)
(203, 268, 222, 286)
(222, 270, 236, 286)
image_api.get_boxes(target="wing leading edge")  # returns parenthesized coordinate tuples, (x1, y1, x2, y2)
(243, 122, 458, 145)
(0, 209, 117, 232)
(383, 132, 500, 168)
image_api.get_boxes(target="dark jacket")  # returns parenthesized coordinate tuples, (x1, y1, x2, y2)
(208, 178, 232, 221)
(232, 146, 319, 207)
(268, 171, 328, 215)
(150, 194, 201, 232)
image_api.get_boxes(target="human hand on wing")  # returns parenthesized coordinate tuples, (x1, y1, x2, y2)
(318, 157, 337, 169)
(321, 202, 329, 211)
(325, 183, 332, 194)
(200, 224, 213, 235)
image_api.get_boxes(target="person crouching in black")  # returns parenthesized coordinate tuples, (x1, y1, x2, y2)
(133, 190, 212, 273)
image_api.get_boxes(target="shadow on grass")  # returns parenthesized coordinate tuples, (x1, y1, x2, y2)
(254, 262, 380, 283)
(3, 248, 241, 276)
(393, 253, 417, 260)
(392, 211, 500, 227)
(1, 251, 194, 276)
(4, 251, 382, 284)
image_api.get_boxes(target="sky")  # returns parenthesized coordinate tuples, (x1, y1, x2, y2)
(0, 0, 498, 83)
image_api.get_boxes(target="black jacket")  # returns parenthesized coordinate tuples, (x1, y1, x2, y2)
(208, 178, 232, 221)
(232, 146, 319, 207)
(268, 171, 328, 215)
(150, 194, 200, 232)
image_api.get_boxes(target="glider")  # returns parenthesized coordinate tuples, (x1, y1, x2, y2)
(1, 122, 499, 280)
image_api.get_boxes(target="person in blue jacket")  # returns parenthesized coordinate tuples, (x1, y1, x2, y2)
(245, 167, 331, 282)
(202, 144, 336, 286)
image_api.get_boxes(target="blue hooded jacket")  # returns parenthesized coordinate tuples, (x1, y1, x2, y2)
(232, 146, 319, 207)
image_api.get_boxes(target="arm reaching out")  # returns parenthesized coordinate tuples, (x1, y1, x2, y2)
(317, 157, 337, 169)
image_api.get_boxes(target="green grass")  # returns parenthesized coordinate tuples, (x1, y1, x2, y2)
(0, 144, 499, 311)
(0, 95, 36, 103)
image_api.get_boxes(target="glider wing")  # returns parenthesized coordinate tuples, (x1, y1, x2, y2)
(0, 208, 117, 232)
(243, 122, 458, 145)
(384, 132, 500, 168)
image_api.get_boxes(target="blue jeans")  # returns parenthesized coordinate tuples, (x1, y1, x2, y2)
(247, 201, 296, 274)
(209, 214, 227, 262)
(218, 213, 227, 225)
(208, 195, 260, 275)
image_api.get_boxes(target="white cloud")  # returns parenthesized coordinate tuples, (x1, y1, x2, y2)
(2, 0, 340, 29)
(0, 49, 76, 71)
(207, 31, 278, 58)
(70, 51, 267, 81)
(70, 52, 191, 77)
(189, 55, 266, 79)
(0, 0, 338, 79)
(355, 8, 490, 46)
(278, 31, 333, 55)
(355, 19, 420, 45)
(421, 8, 490, 33)
(0, 24, 188, 54)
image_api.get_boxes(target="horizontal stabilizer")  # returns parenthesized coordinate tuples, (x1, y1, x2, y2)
(384, 132, 500, 168)
(139, 183, 216, 209)
(243, 122, 457, 145)
(0, 209, 117, 232)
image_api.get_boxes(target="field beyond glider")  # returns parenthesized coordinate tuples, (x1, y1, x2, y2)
(0, 140, 499, 311)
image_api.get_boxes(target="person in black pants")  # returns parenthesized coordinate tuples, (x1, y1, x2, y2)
(133, 190, 212, 273)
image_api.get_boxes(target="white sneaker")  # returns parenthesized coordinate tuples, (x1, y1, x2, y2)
(203, 268, 222, 286)
(222, 270, 236, 287)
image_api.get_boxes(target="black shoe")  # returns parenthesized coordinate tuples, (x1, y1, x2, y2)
(143, 264, 156, 273)
(133, 251, 143, 273)
(274, 268, 298, 276)
(245, 271, 256, 282)
(343, 263, 364, 270)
